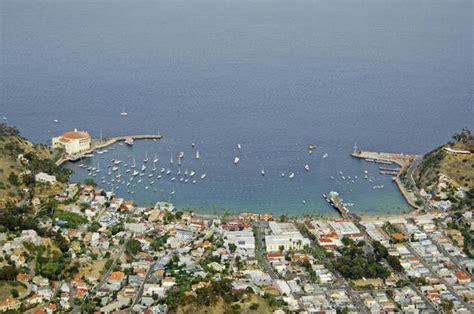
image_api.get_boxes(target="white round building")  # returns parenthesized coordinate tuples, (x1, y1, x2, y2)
(52, 129, 91, 155)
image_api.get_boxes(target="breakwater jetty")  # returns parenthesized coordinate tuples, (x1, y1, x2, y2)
(351, 150, 417, 167)
(351, 149, 422, 209)
(55, 134, 162, 166)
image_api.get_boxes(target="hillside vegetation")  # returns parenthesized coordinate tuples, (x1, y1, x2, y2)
(0, 123, 70, 205)
(414, 128, 473, 210)
(415, 129, 473, 191)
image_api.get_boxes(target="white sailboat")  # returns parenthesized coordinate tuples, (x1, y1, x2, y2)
(120, 106, 128, 116)
(201, 173, 207, 180)
(153, 154, 159, 163)
(304, 164, 310, 171)
(234, 157, 240, 164)
(237, 143, 241, 149)
(196, 150, 200, 159)
(144, 152, 149, 163)
(170, 154, 174, 164)
(289, 172, 295, 179)
(261, 169, 265, 176)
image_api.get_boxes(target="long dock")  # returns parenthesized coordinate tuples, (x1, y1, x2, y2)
(90, 134, 162, 151)
(351, 149, 421, 209)
(55, 134, 162, 166)
(351, 150, 417, 167)
(323, 191, 360, 220)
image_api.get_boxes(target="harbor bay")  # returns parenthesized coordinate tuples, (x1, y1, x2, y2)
(2, 0, 472, 216)
(65, 138, 411, 216)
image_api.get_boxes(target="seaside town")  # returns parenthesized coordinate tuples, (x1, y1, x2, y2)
(0, 124, 473, 313)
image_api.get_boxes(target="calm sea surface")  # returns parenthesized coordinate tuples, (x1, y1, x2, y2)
(1, 0, 472, 216)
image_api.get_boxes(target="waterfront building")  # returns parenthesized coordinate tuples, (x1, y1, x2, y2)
(52, 129, 91, 155)
(265, 222, 310, 252)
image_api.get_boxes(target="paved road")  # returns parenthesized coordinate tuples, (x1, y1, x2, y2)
(130, 261, 157, 310)
(254, 223, 278, 280)
(405, 156, 434, 210)
(83, 235, 133, 307)
(435, 241, 465, 271)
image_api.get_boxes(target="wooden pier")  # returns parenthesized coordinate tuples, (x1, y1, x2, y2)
(55, 134, 162, 166)
(323, 191, 360, 220)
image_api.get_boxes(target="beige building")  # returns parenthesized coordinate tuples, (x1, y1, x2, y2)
(52, 129, 91, 155)
(265, 222, 310, 252)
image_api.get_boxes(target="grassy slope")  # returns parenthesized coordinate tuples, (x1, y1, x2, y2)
(176, 295, 273, 314)
(0, 134, 52, 203)
(0, 281, 26, 301)
(414, 141, 474, 191)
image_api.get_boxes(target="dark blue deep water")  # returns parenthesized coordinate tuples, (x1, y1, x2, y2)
(1, 0, 472, 216)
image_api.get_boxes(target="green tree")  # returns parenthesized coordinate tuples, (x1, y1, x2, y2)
(10, 289, 19, 298)
(84, 178, 97, 187)
(126, 239, 142, 255)
(228, 243, 237, 254)
(0, 265, 18, 280)
(440, 299, 454, 312)
(249, 303, 259, 310)
(8, 173, 19, 186)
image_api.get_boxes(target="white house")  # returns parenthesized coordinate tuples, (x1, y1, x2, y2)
(35, 172, 57, 184)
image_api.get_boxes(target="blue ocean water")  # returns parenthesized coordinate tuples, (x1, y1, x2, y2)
(1, 0, 472, 216)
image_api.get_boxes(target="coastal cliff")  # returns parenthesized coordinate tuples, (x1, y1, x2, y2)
(413, 128, 474, 211)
